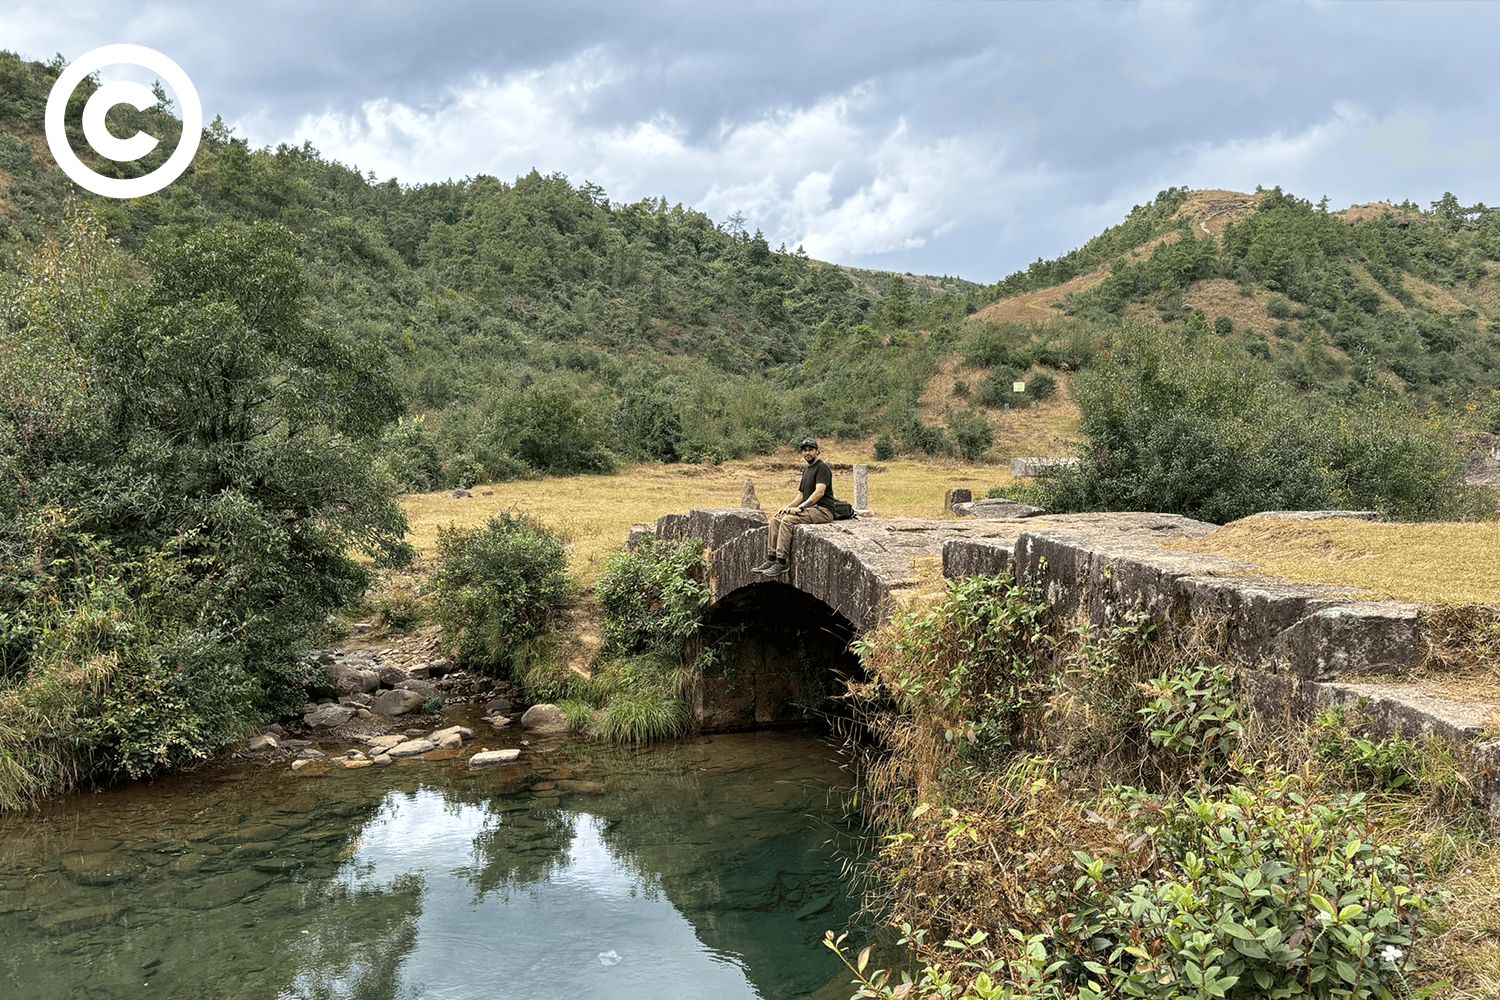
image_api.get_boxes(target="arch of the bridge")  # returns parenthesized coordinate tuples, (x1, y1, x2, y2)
(689, 579, 862, 732)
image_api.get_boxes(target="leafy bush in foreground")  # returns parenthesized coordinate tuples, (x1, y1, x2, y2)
(431, 513, 573, 674)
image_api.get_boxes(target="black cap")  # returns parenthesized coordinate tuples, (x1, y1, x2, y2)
(799, 438, 818, 449)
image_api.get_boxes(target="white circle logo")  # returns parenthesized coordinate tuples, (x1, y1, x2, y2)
(45, 44, 202, 199)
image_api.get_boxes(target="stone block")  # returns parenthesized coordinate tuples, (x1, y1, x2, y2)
(942, 538, 1013, 580)
(1270, 602, 1423, 681)
(943, 488, 972, 514)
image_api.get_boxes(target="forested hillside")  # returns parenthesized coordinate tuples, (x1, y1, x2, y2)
(2, 51, 987, 489)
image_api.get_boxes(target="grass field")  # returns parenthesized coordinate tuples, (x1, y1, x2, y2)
(1168, 517, 1500, 606)
(400, 448, 1026, 583)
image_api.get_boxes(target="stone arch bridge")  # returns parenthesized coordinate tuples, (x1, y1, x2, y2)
(638, 507, 1499, 817)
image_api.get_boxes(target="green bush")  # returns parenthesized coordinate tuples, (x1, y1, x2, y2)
(430, 513, 574, 674)
(1026, 370, 1058, 401)
(873, 434, 896, 461)
(576, 537, 712, 743)
(946, 409, 994, 462)
(595, 536, 711, 658)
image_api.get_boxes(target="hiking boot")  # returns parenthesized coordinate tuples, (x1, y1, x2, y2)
(752, 557, 778, 573)
(760, 559, 788, 578)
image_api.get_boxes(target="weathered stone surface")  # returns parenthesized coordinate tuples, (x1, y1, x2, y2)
(951, 498, 1046, 520)
(741, 478, 761, 510)
(943, 488, 972, 514)
(1314, 680, 1498, 742)
(1270, 602, 1422, 681)
(657, 508, 766, 551)
(1177, 575, 1359, 666)
(853, 464, 868, 510)
(378, 666, 408, 688)
(485, 696, 514, 715)
(397, 678, 440, 699)
(436, 731, 463, 750)
(468, 749, 522, 769)
(303, 704, 356, 728)
(329, 666, 380, 696)
(627, 524, 654, 550)
(246, 733, 280, 752)
(290, 759, 323, 773)
(387, 738, 437, 758)
(432, 726, 473, 743)
(942, 538, 1013, 579)
(336, 758, 374, 769)
(337, 692, 373, 709)
(371, 689, 427, 716)
(520, 704, 571, 732)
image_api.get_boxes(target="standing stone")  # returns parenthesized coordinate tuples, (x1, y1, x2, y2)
(853, 464, 868, 510)
(944, 488, 972, 514)
(741, 478, 761, 510)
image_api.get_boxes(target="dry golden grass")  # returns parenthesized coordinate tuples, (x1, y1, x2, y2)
(1165, 518, 1500, 606)
(917, 356, 1083, 459)
(1182, 277, 1280, 337)
(401, 450, 1022, 585)
(971, 269, 1108, 325)
(1177, 189, 1261, 236)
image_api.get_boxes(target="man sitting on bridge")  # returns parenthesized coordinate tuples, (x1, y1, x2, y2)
(755, 438, 837, 578)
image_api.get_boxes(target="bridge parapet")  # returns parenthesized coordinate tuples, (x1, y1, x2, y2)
(646, 509, 1500, 819)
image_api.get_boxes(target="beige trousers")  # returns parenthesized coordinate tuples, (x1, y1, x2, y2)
(767, 504, 835, 559)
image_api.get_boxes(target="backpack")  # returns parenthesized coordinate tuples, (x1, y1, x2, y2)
(830, 498, 855, 520)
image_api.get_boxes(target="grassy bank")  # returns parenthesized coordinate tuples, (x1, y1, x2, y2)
(831, 574, 1500, 1000)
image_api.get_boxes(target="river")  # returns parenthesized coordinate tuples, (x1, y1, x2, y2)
(0, 718, 868, 999)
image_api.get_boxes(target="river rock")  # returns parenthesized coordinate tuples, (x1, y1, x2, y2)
(372, 753, 393, 766)
(337, 758, 373, 769)
(337, 692, 374, 709)
(303, 704, 356, 728)
(485, 696, 514, 715)
(330, 666, 380, 696)
(290, 759, 322, 772)
(372, 689, 426, 716)
(246, 733, 280, 752)
(180, 870, 274, 910)
(378, 666, 407, 687)
(432, 726, 473, 743)
(795, 893, 836, 920)
(62, 852, 143, 886)
(520, 704, 571, 732)
(252, 859, 304, 874)
(365, 734, 405, 751)
(36, 904, 120, 934)
(398, 678, 440, 699)
(387, 738, 437, 758)
(469, 749, 522, 769)
(555, 780, 605, 796)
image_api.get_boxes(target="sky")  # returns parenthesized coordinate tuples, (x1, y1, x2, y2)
(5, 0, 1500, 283)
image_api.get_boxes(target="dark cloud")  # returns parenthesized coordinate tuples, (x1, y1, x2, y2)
(7, 1, 1500, 281)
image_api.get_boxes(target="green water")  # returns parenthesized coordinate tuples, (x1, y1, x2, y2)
(0, 724, 866, 1000)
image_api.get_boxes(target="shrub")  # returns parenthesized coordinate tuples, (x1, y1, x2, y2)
(430, 513, 573, 674)
(946, 409, 994, 462)
(595, 536, 711, 659)
(1026, 370, 1058, 401)
(873, 434, 896, 461)
(975, 365, 1023, 407)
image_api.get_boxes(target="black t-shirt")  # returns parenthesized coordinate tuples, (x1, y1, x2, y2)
(799, 459, 836, 511)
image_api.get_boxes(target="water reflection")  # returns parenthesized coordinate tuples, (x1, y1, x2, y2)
(0, 730, 863, 1000)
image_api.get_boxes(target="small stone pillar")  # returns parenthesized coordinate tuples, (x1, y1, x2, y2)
(853, 464, 868, 509)
(741, 478, 761, 510)
(944, 487, 972, 515)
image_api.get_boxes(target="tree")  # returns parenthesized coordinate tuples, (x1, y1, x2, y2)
(885, 274, 915, 329)
(1, 214, 413, 797)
